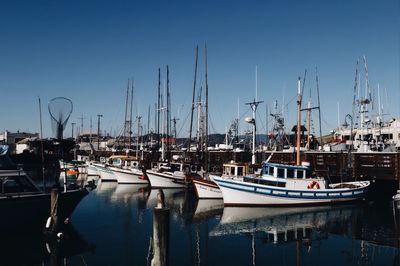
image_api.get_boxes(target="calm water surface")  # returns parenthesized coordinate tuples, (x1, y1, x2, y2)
(2, 180, 399, 265)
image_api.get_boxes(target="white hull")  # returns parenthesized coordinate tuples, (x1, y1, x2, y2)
(95, 165, 117, 181)
(146, 170, 186, 188)
(214, 177, 369, 206)
(192, 178, 222, 199)
(87, 164, 99, 176)
(109, 167, 148, 184)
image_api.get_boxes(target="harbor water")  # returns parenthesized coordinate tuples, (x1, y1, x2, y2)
(1, 179, 399, 266)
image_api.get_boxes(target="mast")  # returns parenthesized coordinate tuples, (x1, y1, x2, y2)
(296, 77, 301, 166)
(38, 97, 45, 191)
(136, 115, 141, 158)
(157, 68, 161, 149)
(147, 104, 151, 143)
(316, 67, 323, 146)
(188, 46, 198, 153)
(129, 78, 134, 150)
(307, 100, 311, 150)
(245, 100, 263, 165)
(124, 79, 129, 149)
(204, 44, 209, 173)
(166, 65, 170, 155)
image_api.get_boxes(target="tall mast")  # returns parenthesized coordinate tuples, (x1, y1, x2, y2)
(296, 77, 301, 166)
(316, 67, 323, 146)
(147, 104, 151, 140)
(166, 65, 170, 155)
(38, 97, 45, 191)
(124, 79, 129, 149)
(129, 78, 134, 150)
(204, 44, 209, 173)
(157, 68, 161, 149)
(307, 100, 311, 150)
(188, 46, 198, 153)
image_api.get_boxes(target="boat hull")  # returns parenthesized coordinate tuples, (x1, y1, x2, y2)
(0, 188, 88, 232)
(192, 178, 222, 199)
(146, 170, 186, 188)
(109, 167, 148, 184)
(213, 177, 370, 206)
(95, 165, 117, 181)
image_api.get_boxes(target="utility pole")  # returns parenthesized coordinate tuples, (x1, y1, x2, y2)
(97, 114, 103, 151)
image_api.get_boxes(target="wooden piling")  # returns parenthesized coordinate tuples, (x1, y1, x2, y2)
(50, 187, 59, 233)
(151, 189, 169, 266)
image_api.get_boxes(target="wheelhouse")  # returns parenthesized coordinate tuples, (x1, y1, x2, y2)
(262, 162, 310, 179)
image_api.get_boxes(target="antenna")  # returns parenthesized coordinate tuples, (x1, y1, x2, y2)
(255, 65, 258, 102)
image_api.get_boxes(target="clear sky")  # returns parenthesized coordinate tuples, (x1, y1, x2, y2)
(0, 0, 399, 138)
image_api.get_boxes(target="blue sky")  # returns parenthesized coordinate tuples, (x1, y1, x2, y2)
(0, 0, 399, 138)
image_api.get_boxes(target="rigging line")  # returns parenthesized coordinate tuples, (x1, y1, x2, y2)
(177, 111, 191, 137)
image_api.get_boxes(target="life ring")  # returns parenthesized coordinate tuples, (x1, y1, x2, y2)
(67, 169, 78, 175)
(308, 181, 320, 189)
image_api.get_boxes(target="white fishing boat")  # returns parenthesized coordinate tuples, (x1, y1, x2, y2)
(86, 161, 99, 176)
(93, 163, 117, 182)
(107, 155, 148, 184)
(146, 161, 203, 188)
(213, 161, 370, 206)
(213, 78, 371, 206)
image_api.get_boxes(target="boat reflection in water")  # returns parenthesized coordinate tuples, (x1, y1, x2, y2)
(211, 205, 355, 243)
(206, 202, 399, 265)
(192, 199, 224, 221)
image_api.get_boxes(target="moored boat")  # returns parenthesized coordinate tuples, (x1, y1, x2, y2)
(213, 161, 370, 206)
(0, 145, 89, 232)
(107, 155, 148, 184)
(146, 162, 203, 188)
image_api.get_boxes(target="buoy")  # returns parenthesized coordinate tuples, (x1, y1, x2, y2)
(57, 232, 64, 239)
(45, 216, 52, 229)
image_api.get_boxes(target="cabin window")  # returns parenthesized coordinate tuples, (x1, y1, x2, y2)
(296, 170, 305, 179)
(237, 167, 243, 176)
(277, 168, 285, 178)
(230, 167, 235, 175)
(382, 134, 393, 140)
(286, 169, 294, 178)
(266, 166, 271, 175)
(225, 167, 231, 176)
(244, 177, 285, 187)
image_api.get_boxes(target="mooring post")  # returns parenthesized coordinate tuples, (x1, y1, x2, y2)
(151, 189, 169, 266)
(49, 187, 60, 233)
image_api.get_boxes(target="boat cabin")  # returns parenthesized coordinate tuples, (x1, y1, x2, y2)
(263, 162, 309, 179)
(109, 155, 141, 169)
(222, 162, 250, 177)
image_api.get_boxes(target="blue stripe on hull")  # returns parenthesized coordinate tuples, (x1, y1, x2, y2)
(216, 179, 368, 200)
